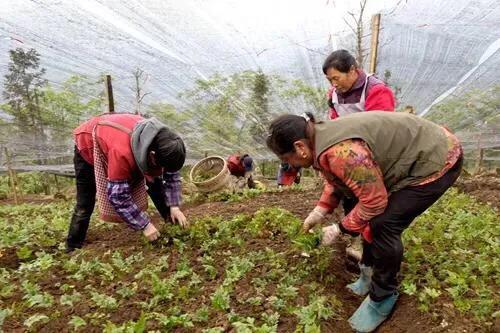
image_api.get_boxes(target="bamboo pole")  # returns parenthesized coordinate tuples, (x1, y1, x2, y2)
(369, 14, 381, 74)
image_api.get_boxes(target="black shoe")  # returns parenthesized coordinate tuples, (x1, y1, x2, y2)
(65, 246, 80, 253)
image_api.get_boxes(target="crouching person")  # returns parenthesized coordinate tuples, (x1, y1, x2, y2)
(266, 111, 462, 332)
(277, 162, 301, 187)
(227, 153, 256, 189)
(66, 113, 188, 252)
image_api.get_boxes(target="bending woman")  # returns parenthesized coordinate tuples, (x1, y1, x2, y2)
(266, 111, 462, 332)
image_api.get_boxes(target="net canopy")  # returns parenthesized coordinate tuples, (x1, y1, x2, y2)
(0, 0, 499, 169)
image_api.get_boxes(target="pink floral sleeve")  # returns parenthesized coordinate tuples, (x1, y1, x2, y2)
(317, 139, 388, 242)
(317, 182, 340, 213)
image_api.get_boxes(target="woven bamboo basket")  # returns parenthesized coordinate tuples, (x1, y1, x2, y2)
(190, 156, 231, 193)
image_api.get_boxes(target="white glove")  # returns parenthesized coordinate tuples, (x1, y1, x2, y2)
(236, 178, 247, 189)
(170, 206, 189, 228)
(321, 224, 341, 246)
(303, 206, 328, 232)
(143, 223, 160, 241)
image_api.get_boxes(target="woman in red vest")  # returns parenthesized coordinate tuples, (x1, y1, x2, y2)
(323, 49, 396, 263)
(324, 49, 395, 118)
(67, 113, 188, 252)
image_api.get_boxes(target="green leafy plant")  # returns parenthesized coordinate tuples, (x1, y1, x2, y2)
(68, 316, 87, 330)
(145, 272, 180, 308)
(102, 312, 146, 333)
(60, 291, 82, 307)
(91, 291, 118, 310)
(402, 189, 499, 322)
(23, 314, 49, 330)
(203, 328, 225, 333)
(211, 285, 232, 311)
(293, 296, 335, 333)
(116, 282, 138, 299)
(154, 312, 194, 330)
(231, 316, 277, 333)
(22, 280, 54, 308)
(192, 305, 210, 323)
(1, 188, 495, 331)
(0, 308, 13, 329)
(292, 231, 322, 252)
(16, 246, 33, 260)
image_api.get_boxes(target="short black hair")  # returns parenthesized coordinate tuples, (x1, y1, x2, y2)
(322, 49, 357, 74)
(150, 128, 186, 172)
(266, 112, 315, 155)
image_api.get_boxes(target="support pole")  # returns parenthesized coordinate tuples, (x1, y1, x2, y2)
(369, 14, 381, 74)
(105, 74, 115, 113)
(476, 148, 484, 173)
(475, 132, 484, 174)
(54, 174, 60, 193)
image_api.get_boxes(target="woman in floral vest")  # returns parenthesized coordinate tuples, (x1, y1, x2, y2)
(266, 111, 462, 332)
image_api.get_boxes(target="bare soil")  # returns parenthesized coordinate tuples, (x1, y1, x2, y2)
(455, 174, 500, 209)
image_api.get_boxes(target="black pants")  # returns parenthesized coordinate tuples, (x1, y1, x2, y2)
(66, 148, 171, 249)
(342, 157, 462, 301)
(343, 196, 358, 216)
(66, 147, 96, 249)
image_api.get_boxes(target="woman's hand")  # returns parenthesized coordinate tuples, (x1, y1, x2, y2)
(170, 207, 189, 228)
(143, 223, 160, 241)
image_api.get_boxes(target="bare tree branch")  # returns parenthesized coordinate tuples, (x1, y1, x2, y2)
(137, 91, 152, 104)
(342, 0, 368, 67)
(131, 67, 151, 115)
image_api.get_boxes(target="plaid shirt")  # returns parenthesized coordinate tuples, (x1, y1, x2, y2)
(162, 172, 182, 207)
(107, 171, 182, 230)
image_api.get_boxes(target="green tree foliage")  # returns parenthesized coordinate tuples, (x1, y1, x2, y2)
(180, 70, 329, 157)
(41, 75, 104, 139)
(180, 71, 267, 156)
(383, 69, 401, 106)
(2, 49, 103, 158)
(145, 102, 189, 131)
(277, 78, 327, 119)
(249, 70, 270, 142)
(1, 54, 331, 161)
(426, 85, 500, 132)
(2, 48, 47, 140)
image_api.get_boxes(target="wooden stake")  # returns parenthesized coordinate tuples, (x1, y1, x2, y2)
(105, 74, 115, 113)
(369, 13, 381, 74)
(477, 148, 484, 173)
(475, 133, 484, 174)
(54, 174, 60, 193)
(4, 147, 19, 204)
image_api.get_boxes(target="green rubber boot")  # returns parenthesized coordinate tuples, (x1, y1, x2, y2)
(348, 292, 398, 332)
